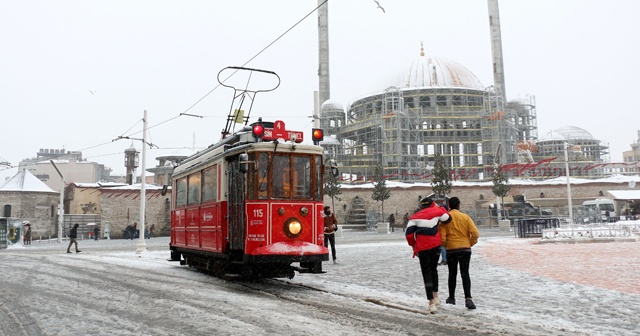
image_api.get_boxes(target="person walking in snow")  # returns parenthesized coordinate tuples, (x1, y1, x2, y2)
(66, 223, 81, 254)
(440, 196, 479, 309)
(388, 213, 396, 232)
(93, 226, 99, 241)
(323, 206, 338, 264)
(24, 226, 32, 245)
(405, 197, 451, 314)
(402, 212, 409, 232)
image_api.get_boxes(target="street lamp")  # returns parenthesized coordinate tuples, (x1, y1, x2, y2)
(564, 142, 574, 224)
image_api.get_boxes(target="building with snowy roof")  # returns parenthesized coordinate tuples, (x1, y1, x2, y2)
(622, 130, 640, 174)
(0, 169, 59, 238)
(18, 148, 114, 191)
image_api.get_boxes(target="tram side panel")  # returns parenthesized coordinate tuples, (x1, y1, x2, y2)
(185, 206, 200, 247)
(200, 202, 228, 252)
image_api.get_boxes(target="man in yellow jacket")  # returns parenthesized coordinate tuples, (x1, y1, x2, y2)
(440, 197, 480, 309)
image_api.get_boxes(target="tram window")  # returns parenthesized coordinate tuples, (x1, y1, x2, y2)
(202, 166, 217, 203)
(176, 178, 187, 208)
(273, 155, 291, 199)
(256, 152, 269, 199)
(292, 156, 311, 199)
(187, 174, 201, 206)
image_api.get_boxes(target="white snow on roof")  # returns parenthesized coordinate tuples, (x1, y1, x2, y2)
(106, 183, 164, 190)
(72, 182, 128, 188)
(0, 169, 56, 193)
(607, 190, 640, 200)
(339, 174, 640, 189)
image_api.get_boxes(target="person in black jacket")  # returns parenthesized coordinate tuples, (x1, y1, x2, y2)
(67, 223, 81, 253)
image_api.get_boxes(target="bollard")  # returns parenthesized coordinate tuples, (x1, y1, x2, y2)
(498, 220, 511, 232)
(335, 225, 343, 238)
(377, 222, 390, 234)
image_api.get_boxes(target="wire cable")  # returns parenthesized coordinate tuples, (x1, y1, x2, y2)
(84, 1, 327, 154)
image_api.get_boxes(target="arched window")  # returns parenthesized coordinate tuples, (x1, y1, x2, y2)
(3, 204, 11, 217)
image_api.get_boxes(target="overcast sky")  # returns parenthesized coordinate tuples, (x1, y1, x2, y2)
(1, 0, 639, 175)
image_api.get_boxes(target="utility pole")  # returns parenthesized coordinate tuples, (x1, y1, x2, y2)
(50, 160, 65, 243)
(136, 110, 148, 254)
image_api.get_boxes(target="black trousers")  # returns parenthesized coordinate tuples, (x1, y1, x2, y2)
(417, 247, 441, 300)
(446, 249, 472, 299)
(324, 233, 336, 261)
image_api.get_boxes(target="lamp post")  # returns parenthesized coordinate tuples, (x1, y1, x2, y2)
(564, 142, 574, 224)
(50, 160, 65, 243)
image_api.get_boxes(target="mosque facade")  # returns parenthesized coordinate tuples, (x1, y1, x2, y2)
(320, 47, 610, 182)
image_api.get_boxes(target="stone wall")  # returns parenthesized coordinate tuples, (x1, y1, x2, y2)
(99, 190, 171, 239)
(324, 180, 640, 226)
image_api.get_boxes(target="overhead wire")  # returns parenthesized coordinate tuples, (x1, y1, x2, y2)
(110, 0, 327, 142)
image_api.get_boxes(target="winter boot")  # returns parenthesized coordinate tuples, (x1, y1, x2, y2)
(465, 298, 476, 309)
(446, 297, 456, 305)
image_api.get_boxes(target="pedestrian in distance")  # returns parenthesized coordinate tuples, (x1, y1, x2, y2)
(405, 197, 451, 314)
(25, 226, 32, 245)
(67, 223, 81, 254)
(438, 200, 449, 266)
(93, 226, 99, 241)
(388, 213, 395, 232)
(131, 222, 138, 240)
(402, 212, 409, 232)
(440, 196, 480, 309)
(323, 205, 338, 264)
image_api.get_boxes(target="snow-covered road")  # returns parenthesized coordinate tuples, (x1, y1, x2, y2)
(1, 229, 638, 336)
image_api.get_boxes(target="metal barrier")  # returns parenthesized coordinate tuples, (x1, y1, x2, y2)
(515, 218, 561, 238)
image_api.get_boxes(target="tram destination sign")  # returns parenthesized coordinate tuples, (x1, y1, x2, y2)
(261, 120, 304, 143)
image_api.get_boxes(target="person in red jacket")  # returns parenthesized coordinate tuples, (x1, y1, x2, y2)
(405, 197, 451, 314)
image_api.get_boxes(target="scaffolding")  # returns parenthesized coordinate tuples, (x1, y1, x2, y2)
(328, 79, 547, 182)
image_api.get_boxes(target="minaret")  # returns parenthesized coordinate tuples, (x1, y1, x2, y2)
(124, 144, 139, 185)
(318, 0, 330, 107)
(488, 0, 507, 103)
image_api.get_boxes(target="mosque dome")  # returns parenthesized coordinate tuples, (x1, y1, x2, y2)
(395, 44, 484, 90)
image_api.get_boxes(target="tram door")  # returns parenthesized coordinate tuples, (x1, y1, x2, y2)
(227, 158, 246, 251)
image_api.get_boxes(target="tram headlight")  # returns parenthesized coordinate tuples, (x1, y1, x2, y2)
(283, 218, 302, 238)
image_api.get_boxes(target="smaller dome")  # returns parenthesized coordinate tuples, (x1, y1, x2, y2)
(539, 131, 565, 141)
(553, 126, 594, 141)
(321, 100, 344, 112)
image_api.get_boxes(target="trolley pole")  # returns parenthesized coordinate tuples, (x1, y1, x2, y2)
(136, 110, 148, 254)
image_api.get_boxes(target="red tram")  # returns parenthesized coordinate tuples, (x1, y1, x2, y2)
(169, 66, 333, 279)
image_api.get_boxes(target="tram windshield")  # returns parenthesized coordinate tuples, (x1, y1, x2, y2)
(249, 152, 322, 201)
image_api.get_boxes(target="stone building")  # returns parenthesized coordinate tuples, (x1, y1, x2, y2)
(0, 170, 59, 237)
(623, 130, 640, 174)
(65, 182, 171, 239)
(19, 148, 114, 191)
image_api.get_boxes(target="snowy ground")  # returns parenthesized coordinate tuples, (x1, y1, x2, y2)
(1, 228, 639, 336)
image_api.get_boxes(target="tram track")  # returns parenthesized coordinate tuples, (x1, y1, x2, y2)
(231, 278, 485, 336)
